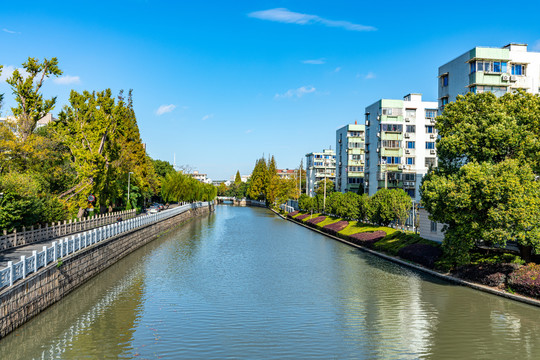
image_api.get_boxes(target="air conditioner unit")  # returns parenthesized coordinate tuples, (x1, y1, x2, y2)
(338, 139, 342, 143)
(398, 165, 406, 170)
(501, 74, 510, 81)
(377, 115, 381, 120)
(404, 133, 410, 138)
(405, 117, 411, 122)
(510, 75, 518, 81)
(430, 149, 436, 154)
(376, 148, 380, 153)
(365, 149, 369, 153)
(430, 134, 435, 139)
(377, 132, 381, 138)
(366, 120, 370, 126)
(430, 119, 436, 124)
(405, 149, 411, 154)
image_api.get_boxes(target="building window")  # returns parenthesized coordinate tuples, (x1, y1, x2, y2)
(441, 97, 449, 108)
(425, 125, 435, 133)
(441, 74, 448, 87)
(425, 142, 436, 149)
(381, 124, 403, 132)
(406, 157, 415, 165)
(425, 109, 438, 118)
(511, 64, 525, 76)
(406, 141, 415, 149)
(365, 113, 370, 121)
(348, 166, 363, 172)
(403, 173, 415, 181)
(425, 157, 437, 168)
(382, 140, 401, 148)
(406, 125, 416, 133)
(381, 156, 401, 165)
(470, 62, 476, 74)
(348, 177, 363, 184)
(430, 221, 437, 232)
(405, 109, 416, 119)
(476, 60, 507, 73)
(475, 85, 507, 97)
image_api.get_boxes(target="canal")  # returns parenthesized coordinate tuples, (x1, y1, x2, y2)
(1, 205, 539, 359)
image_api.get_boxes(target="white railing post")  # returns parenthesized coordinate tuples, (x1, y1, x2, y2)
(59, 239, 64, 257)
(52, 241, 57, 260)
(8, 261, 13, 286)
(32, 250, 37, 273)
(43, 245, 48, 266)
(70, 236, 75, 254)
(21, 256, 26, 279)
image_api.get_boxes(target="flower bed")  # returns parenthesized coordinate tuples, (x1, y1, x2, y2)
(348, 230, 386, 248)
(322, 221, 349, 235)
(306, 216, 326, 226)
(507, 263, 540, 299)
(295, 213, 310, 220)
(287, 210, 299, 218)
(397, 243, 443, 269)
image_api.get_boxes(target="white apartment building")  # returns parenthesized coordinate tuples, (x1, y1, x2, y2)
(364, 94, 438, 201)
(305, 149, 336, 197)
(438, 43, 540, 109)
(335, 123, 365, 193)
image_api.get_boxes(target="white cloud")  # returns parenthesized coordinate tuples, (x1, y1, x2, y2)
(53, 75, 81, 85)
(248, 8, 376, 32)
(533, 40, 540, 51)
(334, 67, 342, 72)
(0, 65, 29, 81)
(275, 85, 316, 99)
(365, 72, 376, 79)
(156, 104, 176, 115)
(201, 114, 214, 121)
(2, 28, 18, 34)
(302, 58, 326, 65)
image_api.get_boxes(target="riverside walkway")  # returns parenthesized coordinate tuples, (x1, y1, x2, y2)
(0, 204, 182, 270)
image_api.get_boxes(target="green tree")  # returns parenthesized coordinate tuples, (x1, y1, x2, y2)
(368, 189, 411, 226)
(6, 57, 62, 142)
(247, 157, 267, 200)
(422, 91, 540, 264)
(234, 170, 242, 185)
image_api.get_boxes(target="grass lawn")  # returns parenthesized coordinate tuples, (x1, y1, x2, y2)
(373, 231, 440, 255)
(339, 221, 397, 237)
(316, 216, 341, 228)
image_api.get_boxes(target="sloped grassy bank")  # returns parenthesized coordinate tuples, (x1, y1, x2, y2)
(285, 210, 540, 306)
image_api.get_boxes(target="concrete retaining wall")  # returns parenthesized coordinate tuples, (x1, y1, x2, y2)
(0, 205, 212, 338)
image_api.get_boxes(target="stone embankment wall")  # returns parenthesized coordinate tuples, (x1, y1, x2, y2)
(0, 205, 212, 338)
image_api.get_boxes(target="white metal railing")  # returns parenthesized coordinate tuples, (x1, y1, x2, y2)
(0, 209, 136, 251)
(0, 202, 210, 291)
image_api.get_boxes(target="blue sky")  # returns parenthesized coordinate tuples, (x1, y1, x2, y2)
(2, 1, 540, 180)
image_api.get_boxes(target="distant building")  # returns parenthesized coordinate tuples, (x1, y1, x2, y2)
(335, 123, 365, 193)
(418, 207, 444, 243)
(190, 170, 212, 184)
(438, 43, 540, 110)
(36, 113, 56, 129)
(229, 174, 251, 183)
(276, 169, 296, 179)
(364, 93, 438, 201)
(305, 149, 336, 197)
(0, 113, 56, 133)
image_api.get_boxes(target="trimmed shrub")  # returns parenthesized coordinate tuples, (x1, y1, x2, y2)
(296, 214, 310, 221)
(452, 263, 520, 287)
(348, 230, 386, 248)
(306, 216, 326, 226)
(322, 220, 349, 235)
(287, 211, 299, 218)
(507, 263, 540, 299)
(397, 243, 443, 269)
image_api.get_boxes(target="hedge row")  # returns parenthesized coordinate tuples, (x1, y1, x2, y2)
(322, 221, 349, 235)
(348, 230, 387, 248)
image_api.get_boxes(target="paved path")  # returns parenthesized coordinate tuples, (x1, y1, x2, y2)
(0, 204, 181, 269)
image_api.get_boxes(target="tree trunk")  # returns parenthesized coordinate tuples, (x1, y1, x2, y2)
(77, 207, 86, 219)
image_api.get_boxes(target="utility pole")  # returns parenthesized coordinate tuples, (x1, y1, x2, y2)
(323, 175, 327, 211)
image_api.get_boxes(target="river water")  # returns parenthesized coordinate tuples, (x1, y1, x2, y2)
(1, 205, 539, 359)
